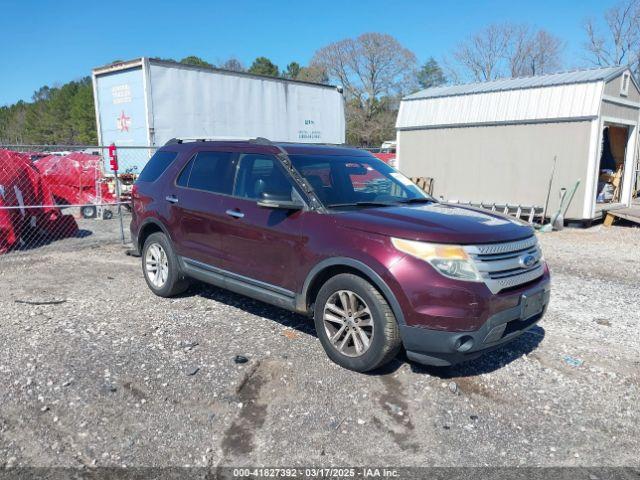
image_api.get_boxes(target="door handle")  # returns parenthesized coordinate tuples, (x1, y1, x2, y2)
(226, 209, 245, 219)
(165, 195, 179, 204)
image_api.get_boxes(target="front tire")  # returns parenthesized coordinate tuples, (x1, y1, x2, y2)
(314, 273, 401, 372)
(142, 232, 189, 297)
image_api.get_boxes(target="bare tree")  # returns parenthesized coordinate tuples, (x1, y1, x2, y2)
(452, 23, 564, 82)
(454, 24, 512, 81)
(506, 25, 533, 77)
(528, 30, 564, 75)
(311, 33, 417, 145)
(312, 33, 416, 108)
(584, 0, 640, 76)
(509, 28, 563, 77)
(441, 56, 462, 85)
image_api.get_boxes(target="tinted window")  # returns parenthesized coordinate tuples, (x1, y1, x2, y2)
(234, 154, 293, 200)
(176, 157, 193, 187)
(187, 151, 236, 194)
(138, 151, 178, 182)
(290, 155, 429, 208)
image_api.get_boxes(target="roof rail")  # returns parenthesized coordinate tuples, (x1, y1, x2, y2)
(164, 136, 273, 146)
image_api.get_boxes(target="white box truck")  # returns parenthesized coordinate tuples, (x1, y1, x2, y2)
(91, 57, 346, 150)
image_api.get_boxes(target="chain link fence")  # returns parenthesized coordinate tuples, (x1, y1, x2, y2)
(0, 145, 157, 261)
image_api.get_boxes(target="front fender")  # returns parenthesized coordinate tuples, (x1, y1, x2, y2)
(298, 256, 407, 326)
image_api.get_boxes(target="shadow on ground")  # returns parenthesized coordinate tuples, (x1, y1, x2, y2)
(190, 282, 316, 336)
(187, 281, 545, 378)
(15, 228, 93, 251)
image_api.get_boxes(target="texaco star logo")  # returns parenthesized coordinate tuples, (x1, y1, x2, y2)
(116, 111, 131, 132)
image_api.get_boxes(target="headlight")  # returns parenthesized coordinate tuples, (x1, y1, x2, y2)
(391, 237, 482, 282)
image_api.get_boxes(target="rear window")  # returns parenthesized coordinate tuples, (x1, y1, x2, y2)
(137, 151, 178, 182)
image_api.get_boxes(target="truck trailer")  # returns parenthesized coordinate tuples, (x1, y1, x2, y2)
(91, 57, 346, 154)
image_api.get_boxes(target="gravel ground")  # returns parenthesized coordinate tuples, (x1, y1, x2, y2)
(0, 219, 639, 469)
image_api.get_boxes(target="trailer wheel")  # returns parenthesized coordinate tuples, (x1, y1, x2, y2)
(81, 205, 97, 219)
(102, 209, 114, 220)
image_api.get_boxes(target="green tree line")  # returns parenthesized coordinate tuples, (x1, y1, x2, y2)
(0, 77, 97, 145)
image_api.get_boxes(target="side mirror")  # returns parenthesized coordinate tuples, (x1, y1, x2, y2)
(257, 191, 304, 210)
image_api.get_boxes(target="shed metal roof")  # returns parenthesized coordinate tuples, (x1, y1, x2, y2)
(396, 66, 640, 130)
(404, 66, 627, 101)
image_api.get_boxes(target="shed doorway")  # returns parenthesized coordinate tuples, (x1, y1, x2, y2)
(595, 124, 629, 208)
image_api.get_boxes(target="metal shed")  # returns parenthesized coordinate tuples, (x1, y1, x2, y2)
(396, 66, 640, 221)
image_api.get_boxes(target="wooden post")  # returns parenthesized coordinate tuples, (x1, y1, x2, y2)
(604, 213, 616, 227)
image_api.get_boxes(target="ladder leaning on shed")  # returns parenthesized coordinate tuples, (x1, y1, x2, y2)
(408, 176, 542, 224)
(445, 200, 543, 224)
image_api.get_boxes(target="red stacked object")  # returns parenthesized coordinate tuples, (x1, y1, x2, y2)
(0, 149, 79, 253)
(34, 152, 117, 206)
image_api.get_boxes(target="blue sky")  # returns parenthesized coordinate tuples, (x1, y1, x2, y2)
(0, 0, 616, 106)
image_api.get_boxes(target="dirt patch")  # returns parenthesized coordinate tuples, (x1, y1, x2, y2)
(375, 373, 418, 452)
(452, 376, 504, 403)
(221, 359, 282, 458)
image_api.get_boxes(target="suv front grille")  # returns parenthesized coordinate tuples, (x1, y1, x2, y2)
(464, 236, 544, 294)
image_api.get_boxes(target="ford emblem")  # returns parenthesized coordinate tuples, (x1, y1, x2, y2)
(520, 254, 536, 268)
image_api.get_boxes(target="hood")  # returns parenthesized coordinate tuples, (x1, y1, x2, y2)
(332, 203, 534, 244)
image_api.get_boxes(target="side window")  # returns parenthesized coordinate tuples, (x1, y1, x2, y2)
(137, 151, 178, 182)
(233, 154, 293, 200)
(176, 157, 194, 187)
(187, 151, 236, 194)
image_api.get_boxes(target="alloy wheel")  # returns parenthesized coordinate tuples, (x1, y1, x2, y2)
(145, 243, 169, 288)
(323, 290, 374, 357)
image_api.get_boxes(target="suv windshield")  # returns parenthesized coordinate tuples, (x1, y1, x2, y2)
(289, 154, 433, 208)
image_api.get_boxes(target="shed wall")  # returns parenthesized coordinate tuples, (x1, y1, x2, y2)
(397, 121, 593, 219)
(601, 102, 640, 123)
(604, 75, 640, 103)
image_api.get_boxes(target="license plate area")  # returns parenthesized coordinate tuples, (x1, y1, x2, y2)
(520, 291, 544, 320)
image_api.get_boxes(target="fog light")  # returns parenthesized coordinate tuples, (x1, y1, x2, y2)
(454, 335, 474, 352)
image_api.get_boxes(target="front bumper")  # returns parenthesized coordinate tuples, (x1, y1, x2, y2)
(400, 280, 551, 367)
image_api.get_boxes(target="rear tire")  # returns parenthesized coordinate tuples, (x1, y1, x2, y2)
(314, 273, 401, 372)
(142, 232, 189, 297)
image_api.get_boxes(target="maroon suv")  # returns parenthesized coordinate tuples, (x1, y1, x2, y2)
(130, 138, 550, 372)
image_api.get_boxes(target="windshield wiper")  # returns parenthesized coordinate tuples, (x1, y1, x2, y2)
(397, 198, 435, 204)
(327, 201, 397, 208)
